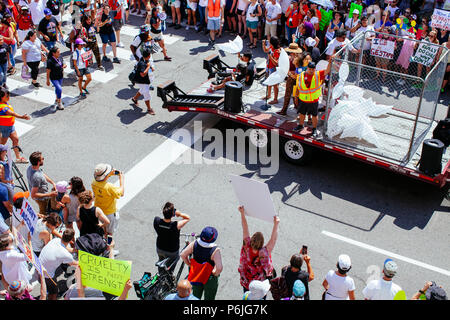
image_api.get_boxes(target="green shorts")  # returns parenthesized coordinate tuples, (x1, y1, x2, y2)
(246, 20, 258, 30)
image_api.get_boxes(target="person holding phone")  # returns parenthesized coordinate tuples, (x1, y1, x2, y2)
(281, 252, 314, 300)
(153, 202, 191, 271)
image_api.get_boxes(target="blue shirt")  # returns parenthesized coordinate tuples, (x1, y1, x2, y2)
(164, 293, 199, 300)
(0, 183, 10, 220)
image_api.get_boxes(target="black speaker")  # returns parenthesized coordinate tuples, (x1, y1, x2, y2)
(224, 81, 243, 113)
(419, 139, 445, 176)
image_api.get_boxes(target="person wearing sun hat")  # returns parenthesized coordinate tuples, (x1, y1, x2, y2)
(91, 163, 124, 256)
(243, 279, 271, 300)
(322, 254, 356, 300)
(363, 258, 402, 300)
(180, 226, 223, 300)
(277, 42, 302, 116)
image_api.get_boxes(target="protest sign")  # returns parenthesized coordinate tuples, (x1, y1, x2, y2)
(370, 38, 395, 59)
(411, 42, 439, 67)
(78, 250, 132, 297)
(230, 175, 277, 223)
(20, 197, 38, 235)
(349, 3, 363, 19)
(15, 231, 44, 276)
(319, 9, 333, 31)
(430, 8, 450, 31)
(444, 0, 450, 11)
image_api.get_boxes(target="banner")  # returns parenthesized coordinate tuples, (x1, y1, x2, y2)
(411, 42, 439, 67)
(15, 231, 44, 276)
(19, 197, 38, 236)
(78, 250, 132, 297)
(230, 175, 277, 223)
(370, 38, 395, 59)
(431, 8, 450, 31)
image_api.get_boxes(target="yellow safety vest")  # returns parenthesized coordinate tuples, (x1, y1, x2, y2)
(297, 71, 322, 102)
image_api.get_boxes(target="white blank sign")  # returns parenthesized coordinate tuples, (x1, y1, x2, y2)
(230, 175, 277, 223)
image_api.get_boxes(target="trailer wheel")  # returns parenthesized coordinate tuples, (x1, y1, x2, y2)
(249, 129, 269, 149)
(281, 138, 312, 165)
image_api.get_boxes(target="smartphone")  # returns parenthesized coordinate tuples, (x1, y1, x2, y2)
(107, 235, 113, 245)
(114, 170, 120, 175)
(301, 245, 308, 255)
(173, 208, 177, 217)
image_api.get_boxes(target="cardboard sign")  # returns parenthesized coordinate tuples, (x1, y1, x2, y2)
(430, 8, 450, 31)
(15, 231, 44, 276)
(19, 197, 38, 236)
(230, 175, 277, 223)
(78, 250, 132, 297)
(370, 38, 395, 59)
(411, 42, 439, 67)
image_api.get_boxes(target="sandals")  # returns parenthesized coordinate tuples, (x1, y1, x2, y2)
(248, 43, 256, 49)
(147, 108, 155, 115)
(131, 97, 138, 105)
(15, 157, 29, 164)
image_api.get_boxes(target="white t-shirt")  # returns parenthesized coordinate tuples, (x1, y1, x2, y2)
(237, 0, 248, 11)
(0, 248, 33, 285)
(265, 1, 282, 25)
(29, 0, 45, 25)
(362, 278, 402, 300)
(324, 270, 356, 300)
(199, 0, 208, 7)
(131, 36, 156, 65)
(22, 38, 43, 63)
(246, 2, 259, 22)
(345, 18, 360, 38)
(279, 0, 291, 14)
(39, 238, 74, 278)
(325, 37, 356, 56)
(310, 16, 319, 26)
(73, 48, 91, 69)
(354, 25, 375, 50)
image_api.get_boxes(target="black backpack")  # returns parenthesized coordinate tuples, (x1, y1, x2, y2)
(432, 118, 450, 147)
(75, 233, 109, 257)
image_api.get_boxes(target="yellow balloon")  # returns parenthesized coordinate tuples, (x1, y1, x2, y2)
(411, 20, 416, 27)
(396, 18, 402, 25)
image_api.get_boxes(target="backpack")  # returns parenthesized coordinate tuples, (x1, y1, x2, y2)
(432, 118, 450, 147)
(75, 233, 109, 257)
(269, 266, 289, 300)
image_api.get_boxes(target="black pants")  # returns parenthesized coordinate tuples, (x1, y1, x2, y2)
(27, 61, 40, 81)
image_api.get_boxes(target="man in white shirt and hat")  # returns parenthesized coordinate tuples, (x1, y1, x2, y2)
(363, 259, 402, 300)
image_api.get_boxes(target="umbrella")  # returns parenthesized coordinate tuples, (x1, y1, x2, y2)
(309, 0, 334, 9)
(216, 35, 243, 54)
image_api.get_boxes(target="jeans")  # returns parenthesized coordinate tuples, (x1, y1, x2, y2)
(285, 26, 297, 44)
(198, 5, 206, 28)
(44, 41, 56, 50)
(51, 78, 63, 99)
(0, 62, 7, 85)
(9, 43, 16, 67)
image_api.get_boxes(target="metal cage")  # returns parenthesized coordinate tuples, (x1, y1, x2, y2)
(324, 31, 449, 165)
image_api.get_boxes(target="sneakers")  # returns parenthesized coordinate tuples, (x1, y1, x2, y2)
(207, 87, 214, 94)
(102, 56, 111, 63)
(57, 102, 64, 110)
(293, 125, 303, 132)
(32, 82, 41, 88)
(164, 56, 172, 61)
(117, 42, 124, 48)
(175, 24, 181, 29)
(113, 57, 120, 64)
(113, 249, 120, 257)
(194, 26, 199, 31)
(97, 65, 104, 71)
(186, 25, 189, 30)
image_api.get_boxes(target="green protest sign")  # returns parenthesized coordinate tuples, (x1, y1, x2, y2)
(349, 3, 363, 19)
(79, 250, 132, 296)
(319, 9, 333, 31)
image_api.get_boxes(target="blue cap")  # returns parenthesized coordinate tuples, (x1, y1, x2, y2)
(293, 280, 305, 297)
(200, 226, 218, 243)
(44, 8, 52, 15)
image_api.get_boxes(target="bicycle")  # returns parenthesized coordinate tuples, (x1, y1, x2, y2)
(133, 232, 199, 300)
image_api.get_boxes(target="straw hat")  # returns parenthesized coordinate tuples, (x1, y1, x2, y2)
(285, 42, 302, 54)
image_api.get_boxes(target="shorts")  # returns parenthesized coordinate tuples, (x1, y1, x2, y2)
(138, 83, 152, 101)
(0, 125, 15, 138)
(246, 20, 258, 30)
(112, 18, 123, 31)
(207, 19, 220, 31)
(265, 23, 277, 37)
(77, 68, 91, 77)
(298, 100, 318, 116)
(100, 32, 116, 44)
(236, 9, 244, 16)
(187, 1, 197, 11)
(225, 8, 236, 18)
(106, 212, 119, 235)
(45, 276, 59, 295)
(150, 31, 163, 42)
(170, 0, 181, 8)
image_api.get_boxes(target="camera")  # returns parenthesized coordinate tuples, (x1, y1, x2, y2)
(114, 170, 120, 175)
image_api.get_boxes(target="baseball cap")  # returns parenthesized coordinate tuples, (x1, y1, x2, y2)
(305, 37, 317, 48)
(0, 144, 7, 152)
(200, 226, 218, 243)
(338, 254, 352, 271)
(383, 259, 398, 278)
(44, 8, 52, 16)
(75, 38, 86, 45)
(293, 280, 306, 298)
(140, 25, 150, 33)
(426, 283, 448, 300)
(56, 181, 69, 193)
(21, 6, 28, 10)
(307, 61, 316, 69)
(94, 163, 112, 181)
(8, 281, 26, 296)
(243, 279, 271, 300)
(352, 9, 359, 15)
(13, 191, 30, 202)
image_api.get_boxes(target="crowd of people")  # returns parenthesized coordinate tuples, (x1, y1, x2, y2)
(0, 0, 447, 301)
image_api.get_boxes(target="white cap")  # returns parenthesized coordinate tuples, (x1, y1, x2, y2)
(56, 181, 69, 193)
(305, 37, 317, 47)
(245, 280, 271, 300)
(338, 254, 352, 270)
(353, 9, 360, 15)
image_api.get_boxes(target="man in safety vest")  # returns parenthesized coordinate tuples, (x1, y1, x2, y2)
(205, 0, 223, 47)
(293, 56, 334, 136)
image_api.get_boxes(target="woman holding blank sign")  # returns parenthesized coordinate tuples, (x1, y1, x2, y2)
(238, 205, 280, 297)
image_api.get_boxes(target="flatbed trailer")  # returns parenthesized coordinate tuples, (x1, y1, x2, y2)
(157, 76, 450, 188)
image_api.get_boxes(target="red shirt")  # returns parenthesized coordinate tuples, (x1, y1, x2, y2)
(267, 47, 280, 69)
(286, 7, 300, 28)
(108, 0, 122, 20)
(17, 13, 33, 30)
(302, 69, 325, 88)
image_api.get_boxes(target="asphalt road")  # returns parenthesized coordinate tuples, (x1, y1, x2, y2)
(4, 11, 449, 300)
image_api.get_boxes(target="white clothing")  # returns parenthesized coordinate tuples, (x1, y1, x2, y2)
(265, 1, 282, 25)
(345, 17, 360, 38)
(72, 48, 90, 69)
(0, 248, 33, 285)
(279, 0, 291, 14)
(324, 270, 355, 300)
(29, 0, 45, 26)
(39, 238, 74, 278)
(199, 0, 208, 7)
(325, 37, 356, 56)
(237, 0, 248, 11)
(246, 3, 259, 22)
(22, 38, 43, 62)
(363, 278, 402, 300)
